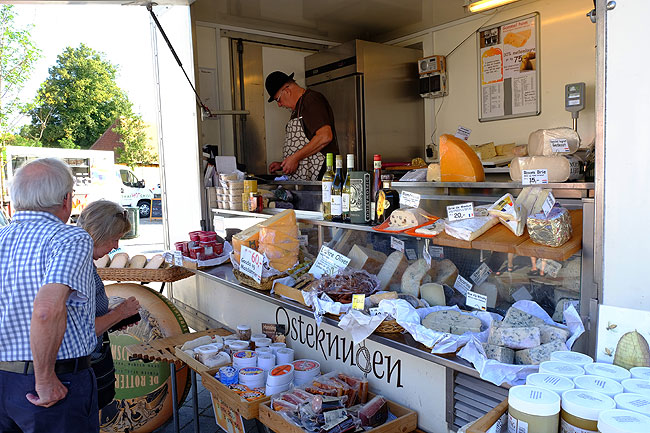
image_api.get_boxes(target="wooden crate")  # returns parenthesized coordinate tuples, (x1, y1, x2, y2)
(273, 283, 308, 306)
(200, 368, 271, 420)
(467, 399, 508, 433)
(258, 392, 418, 433)
(174, 346, 214, 373)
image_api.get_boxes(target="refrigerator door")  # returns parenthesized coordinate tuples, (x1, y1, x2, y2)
(310, 74, 366, 170)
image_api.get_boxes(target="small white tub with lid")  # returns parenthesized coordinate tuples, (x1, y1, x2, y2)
(526, 373, 575, 394)
(583, 362, 631, 382)
(508, 385, 561, 433)
(573, 375, 625, 397)
(597, 409, 650, 433)
(539, 361, 585, 379)
(630, 367, 650, 380)
(560, 389, 616, 432)
(621, 379, 650, 398)
(614, 393, 650, 417)
(550, 350, 594, 366)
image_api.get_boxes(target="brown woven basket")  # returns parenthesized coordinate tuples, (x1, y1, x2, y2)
(233, 269, 286, 291)
(97, 265, 194, 283)
(374, 319, 405, 334)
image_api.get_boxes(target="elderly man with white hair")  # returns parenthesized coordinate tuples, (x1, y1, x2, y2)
(0, 158, 98, 432)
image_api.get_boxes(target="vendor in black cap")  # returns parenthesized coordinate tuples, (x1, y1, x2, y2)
(265, 71, 338, 180)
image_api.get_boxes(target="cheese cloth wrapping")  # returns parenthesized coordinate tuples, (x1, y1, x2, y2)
(376, 300, 499, 354)
(457, 300, 585, 387)
(337, 309, 389, 345)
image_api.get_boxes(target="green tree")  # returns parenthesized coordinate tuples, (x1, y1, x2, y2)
(113, 115, 158, 168)
(22, 43, 132, 148)
(0, 5, 41, 144)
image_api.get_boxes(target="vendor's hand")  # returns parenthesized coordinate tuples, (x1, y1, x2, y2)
(27, 375, 68, 407)
(268, 161, 282, 173)
(115, 296, 140, 321)
(281, 155, 299, 175)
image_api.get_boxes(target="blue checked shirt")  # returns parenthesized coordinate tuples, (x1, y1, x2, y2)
(0, 211, 96, 361)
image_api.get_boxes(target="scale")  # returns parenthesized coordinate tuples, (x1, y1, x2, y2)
(565, 82, 586, 131)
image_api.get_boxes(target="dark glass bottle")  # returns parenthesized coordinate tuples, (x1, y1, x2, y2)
(375, 175, 399, 224)
(370, 154, 382, 224)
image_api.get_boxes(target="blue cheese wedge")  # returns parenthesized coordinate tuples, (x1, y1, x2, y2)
(422, 310, 482, 335)
(503, 307, 546, 328)
(539, 324, 570, 344)
(488, 326, 541, 349)
(515, 340, 567, 365)
(482, 343, 515, 364)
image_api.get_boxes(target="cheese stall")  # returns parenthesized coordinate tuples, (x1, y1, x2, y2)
(119, 0, 650, 432)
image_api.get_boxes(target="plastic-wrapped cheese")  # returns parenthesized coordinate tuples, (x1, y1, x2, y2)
(439, 134, 485, 182)
(509, 155, 582, 182)
(528, 127, 580, 156)
(444, 207, 499, 241)
(488, 193, 525, 236)
(388, 208, 431, 229)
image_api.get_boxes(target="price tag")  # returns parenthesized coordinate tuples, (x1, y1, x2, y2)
(405, 248, 417, 261)
(550, 138, 570, 153)
(163, 251, 174, 264)
(173, 251, 184, 267)
(447, 202, 474, 221)
(429, 246, 444, 259)
(454, 274, 473, 296)
(240, 246, 263, 284)
(399, 191, 421, 208)
(470, 262, 492, 286)
(369, 307, 381, 316)
(423, 245, 432, 266)
(541, 191, 556, 217)
(455, 125, 472, 141)
(309, 245, 351, 279)
(544, 259, 562, 278)
(522, 169, 548, 185)
(391, 236, 405, 252)
(323, 409, 347, 428)
(298, 234, 309, 247)
(352, 294, 366, 310)
(466, 291, 488, 311)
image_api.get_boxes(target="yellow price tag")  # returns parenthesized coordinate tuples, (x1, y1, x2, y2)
(352, 294, 366, 310)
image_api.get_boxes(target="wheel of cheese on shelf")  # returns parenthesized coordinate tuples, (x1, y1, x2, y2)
(509, 155, 582, 182)
(439, 134, 485, 182)
(527, 127, 580, 156)
(99, 283, 190, 433)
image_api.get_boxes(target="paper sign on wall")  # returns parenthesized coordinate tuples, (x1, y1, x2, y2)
(240, 246, 263, 283)
(309, 245, 350, 279)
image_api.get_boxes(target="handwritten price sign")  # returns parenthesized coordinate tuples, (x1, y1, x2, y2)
(240, 246, 264, 283)
(447, 202, 474, 221)
(522, 169, 548, 185)
(309, 245, 351, 279)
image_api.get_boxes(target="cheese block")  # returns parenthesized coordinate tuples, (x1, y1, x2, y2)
(389, 208, 431, 229)
(426, 163, 441, 182)
(430, 259, 459, 286)
(474, 280, 498, 308)
(527, 206, 572, 247)
(488, 326, 541, 350)
(513, 145, 528, 157)
(495, 143, 516, 156)
(258, 243, 299, 260)
(95, 254, 110, 268)
(509, 155, 582, 182)
(444, 208, 499, 241)
(376, 251, 409, 291)
(473, 142, 497, 160)
(232, 209, 297, 253)
(259, 226, 299, 244)
(269, 256, 298, 272)
(503, 307, 547, 328)
(539, 324, 570, 343)
(348, 245, 387, 275)
(527, 127, 580, 156)
(439, 134, 485, 182)
(451, 323, 482, 335)
(232, 225, 261, 254)
(368, 292, 398, 306)
(401, 259, 434, 297)
(414, 220, 445, 236)
(109, 253, 129, 268)
(482, 343, 515, 364)
(420, 283, 445, 306)
(422, 310, 482, 336)
(515, 340, 567, 365)
(145, 254, 165, 269)
(488, 193, 526, 236)
(504, 29, 531, 47)
(129, 255, 147, 269)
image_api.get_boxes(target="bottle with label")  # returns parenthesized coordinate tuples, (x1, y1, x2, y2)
(322, 153, 334, 220)
(331, 155, 343, 222)
(375, 174, 399, 224)
(371, 154, 382, 224)
(342, 154, 354, 223)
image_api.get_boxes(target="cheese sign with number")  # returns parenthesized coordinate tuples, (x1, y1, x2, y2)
(454, 274, 473, 296)
(447, 202, 474, 221)
(173, 251, 183, 267)
(550, 138, 570, 153)
(470, 262, 492, 286)
(522, 169, 549, 185)
(423, 245, 432, 266)
(455, 125, 472, 141)
(240, 246, 263, 283)
(309, 245, 351, 279)
(352, 294, 366, 310)
(429, 245, 444, 259)
(405, 248, 418, 261)
(391, 236, 405, 252)
(466, 291, 488, 311)
(541, 191, 556, 217)
(399, 191, 421, 208)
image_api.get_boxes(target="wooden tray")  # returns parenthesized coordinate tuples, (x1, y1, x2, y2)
(97, 264, 194, 282)
(200, 368, 271, 420)
(467, 399, 507, 433)
(174, 345, 219, 374)
(258, 392, 418, 433)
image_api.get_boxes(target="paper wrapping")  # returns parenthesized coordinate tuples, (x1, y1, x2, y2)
(457, 300, 585, 386)
(527, 206, 572, 247)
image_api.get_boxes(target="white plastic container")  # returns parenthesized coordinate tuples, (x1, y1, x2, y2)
(269, 342, 286, 356)
(597, 409, 650, 433)
(255, 347, 273, 356)
(253, 337, 272, 348)
(560, 389, 616, 432)
(232, 350, 257, 369)
(526, 373, 575, 394)
(292, 359, 321, 386)
(227, 341, 249, 353)
(621, 379, 650, 398)
(630, 367, 650, 381)
(539, 361, 585, 379)
(583, 362, 631, 382)
(550, 350, 593, 366)
(238, 367, 265, 389)
(265, 382, 290, 396)
(256, 353, 276, 370)
(614, 393, 650, 417)
(573, 375, 625, 397)
(276, 348, 295, 364)
(251, 333, 267, 341)
(266, 364, 294, 387)
(507, 385, 561, 433)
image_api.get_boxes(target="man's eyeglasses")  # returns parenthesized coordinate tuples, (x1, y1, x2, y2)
(274, 85, 290, 103)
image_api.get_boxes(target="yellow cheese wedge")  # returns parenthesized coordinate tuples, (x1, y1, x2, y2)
(232, 209, 297, 253)
(440, 134, 485, 182)
(269, 256, 298, 272)
(258, 243, 299, 260)
(259, 226, 299, 244)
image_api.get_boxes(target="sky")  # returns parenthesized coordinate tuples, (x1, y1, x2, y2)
(11, 3, 166, 131)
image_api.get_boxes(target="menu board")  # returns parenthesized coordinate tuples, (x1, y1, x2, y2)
(477, 13, 540, 122)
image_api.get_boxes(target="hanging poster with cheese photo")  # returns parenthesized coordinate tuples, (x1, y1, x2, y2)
(477, 13, 540, 122)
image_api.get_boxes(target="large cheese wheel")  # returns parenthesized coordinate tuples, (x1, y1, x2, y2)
(440, 134, 485, 182)
(527, 127, 580, 156)
(509, 155, 582, 182)
(232, 209, 297, 254)
(100, 284, 190, 433)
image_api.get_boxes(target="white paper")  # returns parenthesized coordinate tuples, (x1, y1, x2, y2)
(447, 202, 474, 221)
(522, 169, 548, 185)
(455, 126, 472, 141)
(405, 248, 418, 261)
(454, 275, 473, 295)
(400, 191, 421, 208)
(240, 246, 263, 283)
(391, 237, 405, 252)
(337, 309, 389, 345)
(429, 246, 444, 259)
(466, 291, 488, 311)
(302, 291, 351, 326)
(309, 246, 350, 279)
(471, 262, 492, 286)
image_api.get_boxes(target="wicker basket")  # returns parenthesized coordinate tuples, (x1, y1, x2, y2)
(232, 269, 286, 291)
(374, 319, 405, 334)
(97, 265, 194, 283)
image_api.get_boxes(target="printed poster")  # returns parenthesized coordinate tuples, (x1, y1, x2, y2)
(596, 305, 650, 364)
(212, 396, 245, 433)
(478, 13, 539, 121)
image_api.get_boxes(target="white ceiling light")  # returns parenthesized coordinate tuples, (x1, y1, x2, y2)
(465, 0, 520, 13)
